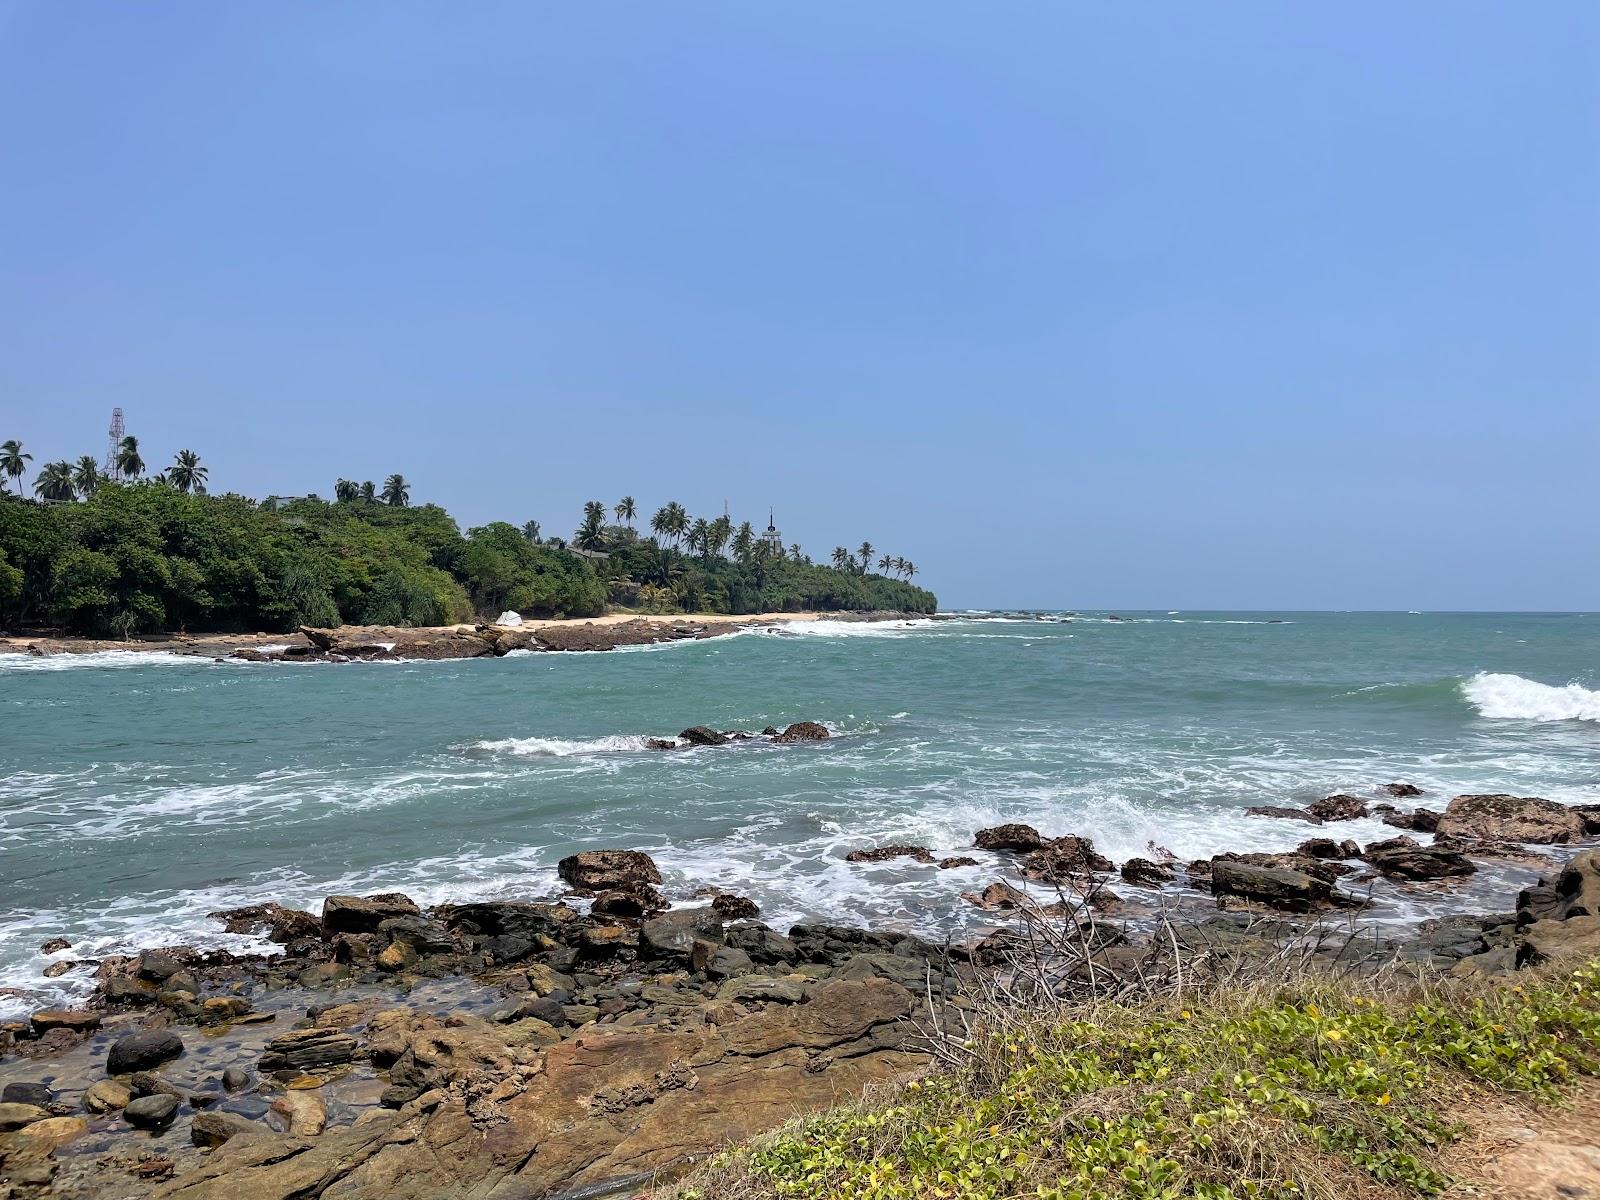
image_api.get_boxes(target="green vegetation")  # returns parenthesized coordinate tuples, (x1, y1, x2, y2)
(0, 433, 934, 635)
(678, 962, 1600, 1200)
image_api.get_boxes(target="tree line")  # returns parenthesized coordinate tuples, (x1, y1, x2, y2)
(0, 440, 934, 636)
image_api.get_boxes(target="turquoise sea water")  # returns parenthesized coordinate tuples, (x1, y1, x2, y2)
(2, 611, 1597, 1016)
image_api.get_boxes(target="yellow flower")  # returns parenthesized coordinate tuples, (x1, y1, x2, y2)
(1324, 1029, 1344, 1043)
(1180, 1010, 1193, 1020)
(1377, 1093, 1392, 1106)
(1133, 1139, 1150, 1154)
(1305, 1004, 1321, 1018)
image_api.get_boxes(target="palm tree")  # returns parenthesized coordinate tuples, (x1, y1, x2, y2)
(688, 517, 711, 559)
(381, 474, 410, 507)
(831, 546, 853, 572)
(521, 520, 541, 544)
(789, 542, 804, 563)
(360, 480, 377, 503)
(168, 449, 208, 494)
(904, 562, 917, 582)
(72, 456, 100, 497)
(33, 461, 75, 502)
(857, 542, 875, 573)
(334, 478, 360, 503)
(574, 507, 607, 551)
(732, 521, 755, 566)
(1, 440, 32, 493)
(651, 501, 689, 548)
(114, 435, 145, 479)
(708, 514, 733, 558)
(614, 496, 637, 526)
(878, 554, 894, 574)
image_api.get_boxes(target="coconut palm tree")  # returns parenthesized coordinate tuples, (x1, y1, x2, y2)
(114, 435, 145, 479)
(574, 507, 607, 551)
(71, 456, 100, 497)
(857, 542, 875, 573)
(614, 496, 636, 526)
(1, 440, 32, 493)
(789, 542, 804, 563)
(381, 474, 410, 507)
(168, 449, 208, 494)
(334, 478, 360, 503)
(33, 460, 75, 502)
(708, 514, 733, 559)
(831, 546, 853, 572)
(904, 561, 917, 582)
(521, 520, 541, 544)
(360, 480, 377, 503)
(732, 522, 755, 566)
(878, 554, 894, 574)
(651, 501, 689, 548)
(688, 517, 711, 559)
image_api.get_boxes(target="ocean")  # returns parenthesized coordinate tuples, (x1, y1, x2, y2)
(2, 611, 1596, 1017)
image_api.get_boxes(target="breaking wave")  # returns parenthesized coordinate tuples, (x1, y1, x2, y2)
(467, 734, 666, 756)
(1462, 673, 1600, 723)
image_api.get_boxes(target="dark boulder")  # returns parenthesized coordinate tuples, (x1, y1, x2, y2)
(772, 722, 830, 743)
(722, 923, 798, 965)
(938, 856, 979, 870)
(1021, 836, 1114, 882)
(974, 824, 1046, 852)
(123, 1094, 180, 1130)
(556, 850, 663, 894)
(1437, 794, 1585, 844)
(1366, 846, 1476, 881)
(209, 902, 320, 943)
(1209, 859, 1341, 913)
(2, 1082, 53, 1107)
(321, 892, 421, 935)
(591, 888, 667, 919)
(1295, 838, 1348, 860)
(640, 907, 723, 959)
(107, 1030, 184, 1075)
(709, 892, 761, 919)
(845, 844, 935, 864)
(1306, 794, 1369, 823)
(1385, 783, 1425, 798)
(1120, 857, 1176, 886)
(678, 726, 731, 747)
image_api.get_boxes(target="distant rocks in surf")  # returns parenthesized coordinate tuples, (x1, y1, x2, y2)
(645, 721, 832, 750)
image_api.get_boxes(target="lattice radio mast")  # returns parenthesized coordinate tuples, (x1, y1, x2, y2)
(103, 408, 125, 480)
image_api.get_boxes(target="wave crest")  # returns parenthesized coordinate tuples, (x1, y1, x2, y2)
(1463, 673, 1600, 723)
(468, 734, 663, 756)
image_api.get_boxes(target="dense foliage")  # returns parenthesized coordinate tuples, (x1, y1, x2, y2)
(0, 481, 934, 635)
(680, 962, 1600, 1200)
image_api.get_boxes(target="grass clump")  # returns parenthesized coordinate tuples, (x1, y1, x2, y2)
(676, 961, 1600, 1200)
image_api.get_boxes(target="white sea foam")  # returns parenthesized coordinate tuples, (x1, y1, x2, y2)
(469, 734, 666, 756)
(0, 650, 221, 672)
(1463, 673, 1600, 723)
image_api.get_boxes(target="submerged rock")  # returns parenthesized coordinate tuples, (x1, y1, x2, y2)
(845, 844, 936, 865)
(1209, 859, 1341, 913)
(107, 1029, 184, 1075)
(209, 902, 321, 943)
(1244, 805, 1321, 825)
(678, 725, 731, 747)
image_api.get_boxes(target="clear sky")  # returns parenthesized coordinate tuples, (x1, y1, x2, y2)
(1, 4, 1595, 611)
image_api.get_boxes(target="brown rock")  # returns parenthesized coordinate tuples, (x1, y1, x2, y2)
(938, 856, 978, 870)
(771, 721, 830, 743)
(1437, 794, 1585, 844)
(1306, 794, 1369, 822)
(845, 844, 935, 864)
(1021, 836, 1114, 881)
(961, 881, 1032, 911)
(556, 849, 663, 894)
(1384, 783, 1424, 798)
(209, 902, 321, 943)
(1120, 857, 1176, 885)
(271, 1091, 326, 1137)
(29, 1008, 100, 1035)
(974, 823, 1046, 852)
(321, 893, 420, 934)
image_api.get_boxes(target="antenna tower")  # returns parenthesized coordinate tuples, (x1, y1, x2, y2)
(103, 408, 125, 480)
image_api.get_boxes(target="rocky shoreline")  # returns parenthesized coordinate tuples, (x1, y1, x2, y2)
(0, 612, 927, 664)
(3, 786, 1598, 1200)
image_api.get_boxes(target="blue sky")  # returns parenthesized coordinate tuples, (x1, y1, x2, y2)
(1, 3, 1595, 610)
